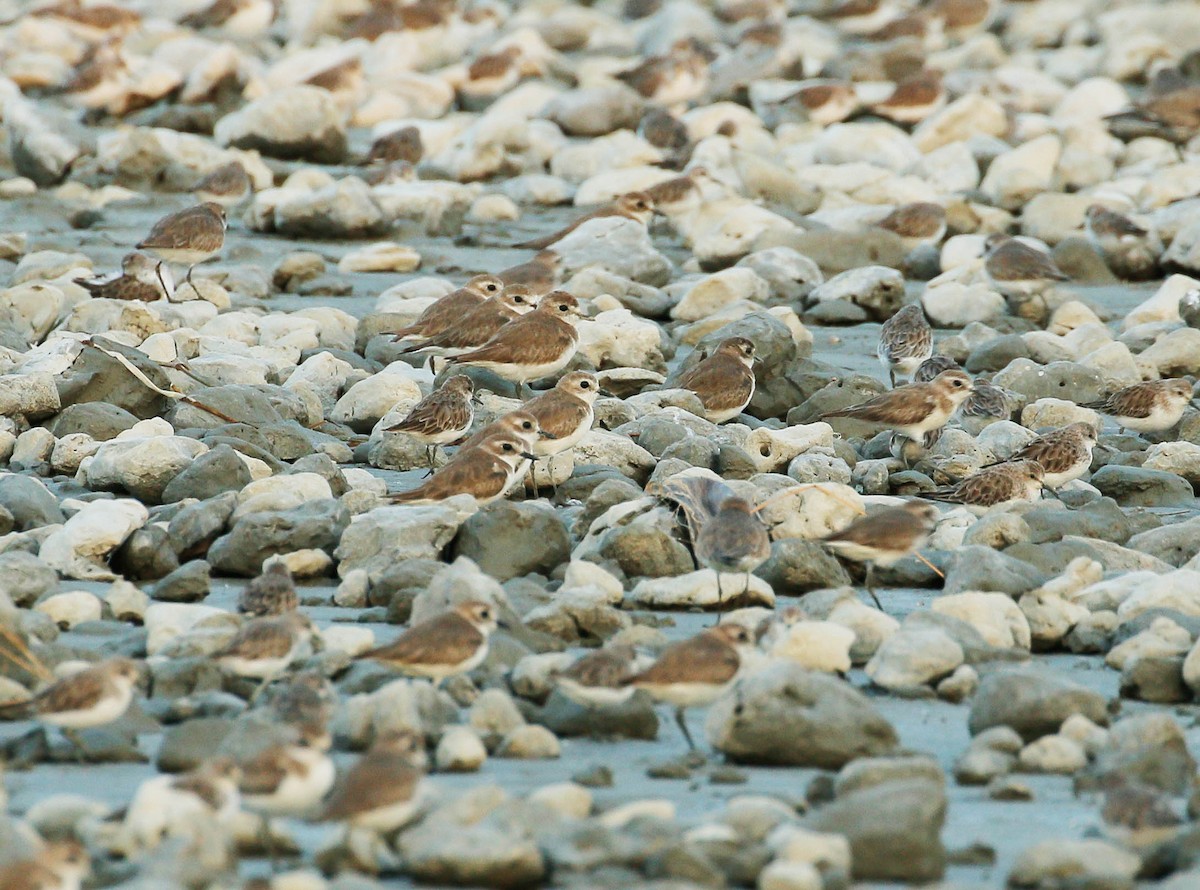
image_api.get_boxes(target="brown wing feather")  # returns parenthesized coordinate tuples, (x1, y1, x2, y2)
(32, 669, 107, 714)
(391, 389, 471, 437)
(658, 475, 735, 540)
(824, 385, 936, 426)
(525, 393, 590, 439)
(824, 507, 917, 547)
(139, 207, 223, 251)
(560, 646, 635, 688)
(454, 316, 576, 365)
(362, 613, 483, 666)
(388, 454, 510, 502)
(321, 754, 422, 819)
(631, 634, 740, 686)
(219, 619, 295, 660)
(676, 354, 754, 411)
(239, 748, 296, 795)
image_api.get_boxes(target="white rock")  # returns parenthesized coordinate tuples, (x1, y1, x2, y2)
(913, 94, 1008, 152)
(338, 242, 421, 274)
(980, 135, 1062, 210)
(467, 193, 520, 223)
(34, 591, 101, 628)
(283, 350, 355, 412)
(767, 824, 852, 874)
(527, 783, 592, 819)
(497, 724, 561, 759)
(932, 592, 1032, 650)
(572, 429, 657, 479)
(39, 499, 149, 580)
(1106, 617, 1191, 670)
(234, 473, 333, 518)
(336, 367, 424, 430)
(1020, 398, 1101, 431)
(1138, 328, 1200, 376)
(765, 620, 854, 673)
(81, 435, 207, 501)
(319, 625, 375, 657)
(921, 279, 1005, 328)
(106, 580, 149, 622)
(814, 123, 920, 173)
(1018, 734, 1088, 774)
(50, 433, 100, 475)
(144, 603, 236, 656)
(335, 500, 479, 584)
(1123, 274, 1198, 330)
(1145, 442, 1200, 485)
(864, 624, 964, 690)
(436, 726, 487, 772)
(1009, 840, 1140, 888)
(757, 483, 864, 542)
(552, 216, 671, 286)
(671, 268, 770, 321)
(630, 569, 775, 610)
(575, 308, 665, 372)
(214, 85, 345, 162)
(758, 861, 822, 890)
(809, 266, 904, 317)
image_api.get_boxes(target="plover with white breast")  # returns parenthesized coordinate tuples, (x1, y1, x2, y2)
(522, 371, 599, 493)
(319, 729, 429, 833)
(822, 369, 974, 440)
(398, 285, 536, 361)
(516, 193, 656, 250)
(390, 274, 505, 345)
(877, 304, 933, 388)
(386, 429, 538, 505)
(136, 201, 226, 291)
(553, 644, 640, 709)
(358, 600, 501, 686)
(821, 502, 941, 610)
(676, 337, 757, 423)
(384, 374, 476, 467)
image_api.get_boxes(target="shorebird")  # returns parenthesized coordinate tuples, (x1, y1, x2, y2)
(818, 0, 902, 34)
(498, 250, 561, 295)
(238, 729, 336, 868)
(928, 0, 995, 40)
(364, 125, 423, 166)
(457, 408, 542, 453)
(522, 371, 599, 493)
(1084, 204, 1160, 279)
(553, 644, 639, 709)
(870, 69, 946, 124)
(194, 160, 252, 208)
(215, 612, 317, 698)
(676, 336, 757, 423)
(657, 474, 771, 619)
(390, 273, 505, 344)
(77, 252, 167, 302)
(398, 285, 536, 361)
(919, 459, 1046, 515)
(821, 502, 941, 610)
(876, 203, 947, 252)
(877, 304, 933, 388)
(384, 375, 476, 466)
(0, 657, 140, 759)
(319, 730, 429, 833)
(958, 380, 1020, 429)
(136, 201, 226, 292)
(449, 291, 583, 397)
(238, 560, 298, 617)
(822, 369, 974, 440)
(913, 355, 961, 383)
(889, 428, 942, 467)
(781, 80, 858, 126)
(1007, 422, 1098, 490)
(516, 193, 656, 250)
(983, 233, 1069, 301)
(179, 0, 276, 37)
(0, 840, 89, 890)
(626, 624, 757, 751)
(124, 757, 241, 851)
(386, 429, 539, 505)
(1082, 378, 1194, 434)
(358, 600, 500, 685)
(638, 107, 692, 161)
(615, 38, 711, 105)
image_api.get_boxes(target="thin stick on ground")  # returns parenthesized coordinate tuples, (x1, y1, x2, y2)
(0, 626, 53, 682)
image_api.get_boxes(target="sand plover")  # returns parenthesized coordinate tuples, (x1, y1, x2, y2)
(876, 203, 947, 252)
(498, 250, 561, 295)
(522, 371, 599, 492)
(384, 375, 476, 466)
(983, 233, 1069, 301)
(387, 428, 539, 505)
(194, 160, 252, 208)
(78, 252, 167, 302)
(365, 125, 423, 167)
(390, 274, 505, 344)
(870, 69, 946, 124)
(626, 624, 756, 751)
(450, 291, 583, 397)
(919, 458, 1046, 514)
(516, 193, 656, 250)
(319, 730, 429, 833)
(1084, 204, 1160, 279)
(136, 201, 226, 291)
(781, 80, 858, 126)
(821, 502, 940, 610)
(1007, 422, 1098, 490)
(1082, 378, 1194, 434)
(358, 600, 500, 685)
(215, 612, 317, 697)
(877, 304, 933, 387)
(398, 285, 536, 360)
(676, 336, 757, 423)
(0, 657, 141, 759)
(658, 474, 771, 618)
(822, 368, 974, 440)
(0, 839, 89, 890)
(238, 560, 299, 617)
(553, 644, 640, 709)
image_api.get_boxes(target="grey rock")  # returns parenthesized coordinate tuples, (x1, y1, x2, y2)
(1127, 520, 1200, 567)
(209, 499, 349, 577)
(167, 493, 237, 561)
(0, 550, 58, 607)
(165, 385, 284, 431)
(965, 334, 1031, 373)
(150, 560, 212, 603)
(112, 525, 181, 581)
(659, 437, 719, 468)
(289, 453, 349, 497)
(1120, 655, 1188, 703)
(336, 501, 476, 586)
(597, 520, 693, 580)
(804, 779, 945, 882)
(991, 359, 1105, 405)
(553, 217, 672, 286)
(0, 374, 59, 420)
(536, 690, 658, 740)
(756, 539, 852, 595)
(943, 546, 1048, 596)
(0, 475, 63, 530)
(148, 657, 225, 702)
(775, 228, 907, 276)
(56, 336, 171, 419)
(788, 375, 887, 428)
(803, 298, 870, 326)
(707, 662, 898, 767)
(47, 402, 139, 441)
(160, 444, 254, 503)
(6, 100, 79, 186)
(1088, 712, 1196, 795)
(1053, 237, 1119, 284)
(1022, 498, 1130, 544)
(1007, 537, 1173, 576)
(737, 247, 823, 305)
(1008, 839, 1138, 889)
(453, 501, 571, 582)
(543, 85, 644, 136)
(156, 717, 236, 773)
(1091, 465, 1194, 507)
(968, 669, 1108, 743)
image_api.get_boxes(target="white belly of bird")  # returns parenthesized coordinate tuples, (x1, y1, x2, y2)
(221, 652, 293, 680)
(706, 381, 755, 424)
(895, 405, 952, 440)
(636, 680, 729, 708)
(145, 247, 217, 265)
(41, 686, 132, 729)
(470, 355, 573, 384)
(246, 756, 336, 816)
(351, 788, 426, 832)
(533, 416, 592, 458)
(823, 540, 903, 566)
(1117, 401, 1185, 433)
(556, 678, 635, 708)
(402, 644, 488, 683)
(1042, 458, 1089, 489)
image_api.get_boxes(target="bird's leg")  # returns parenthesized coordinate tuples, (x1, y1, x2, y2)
(713, 573, 724, 626)
(63, 728, 89, 763)
(248, 670, 281, 706)
(154, 261, 169, 297)
(259, 818, 279, 872)
(864, 563, 884, 611)
(186, 265, 196, 288)
(889, 369, 897, 388)
(674, 705, 696, 752)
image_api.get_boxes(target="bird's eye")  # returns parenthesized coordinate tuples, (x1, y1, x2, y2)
(502, 443, 513, 451)
(559, 304, 568, 311)
(581, 380, 591, 388)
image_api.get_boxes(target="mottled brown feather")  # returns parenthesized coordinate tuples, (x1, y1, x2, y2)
(361, 612, 485, 668)
(676, 353, 754, 415)
(321, 753, 423, 819)
(629, 631, 741, 687)
(138, 203, 225, 253)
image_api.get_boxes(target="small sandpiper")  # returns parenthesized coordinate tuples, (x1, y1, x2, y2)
(136, 201, 227, 292)
(983, 233, 1069, 301)
(919, 458, 1046, 515)
(78, 252, 168, 302)
(1008, 422, 1098, 490)
(358, 600, 501, 686)
(877, 303, 933, 388)
(238, 559, 298, 617)
(384, 374, 476, 466)
(1082, 378, 1194, 434)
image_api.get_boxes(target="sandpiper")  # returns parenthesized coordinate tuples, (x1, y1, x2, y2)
(215, 612, 317, 696)
(179, 0, 276, 37)
(821, 502, 940, 610)
(358, 600, 500, 685)
(390, 273, 505, 344)
(450, 291, 583, 397)
(1082, 378, 1194, 434)
(822, 369, 974, 440)
(913, 355, 961, 383)
(615, 39, 711, 105)
(194, 160, 252, 208)
(523, 371, 599, 492)
(877, 304, 933, 388)
(658, 473, 771, 618)
(238, 559, 298, 617)
(498, 250, 561, 295)
(1084, 204, 1160, 279)
(78, 252, 167, 302)
(870, 69, 946, 124)
(398, 285, 536, 360)
(919, 458, 1046, 515)
(626, 623, 756, 751)
(782, 80, 858, 126)
(983, 233, 1069, 300)
(136, 201, 226, 292)
(365, 125, 424, 166)
(1008, 422, 1098, 489)
(384, 374, 476, 466)
(257, 670, 337, 733)
(387, 429, 539, 505)
(0, 657, 140, 759)
(638, 107, 692, 159)
(516, 193, 656, 250)
(0, 840, 89, 890)
(553, 644, 640, 708)
(676, 336, 757, 423)
(959, 380, 1020, 428)
(319, 730, 429, 833)
(876, 203, 947, 252)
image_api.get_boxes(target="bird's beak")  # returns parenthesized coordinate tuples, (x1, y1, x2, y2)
(521, 451, 538, 460)
(539, 430, 560, 440)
